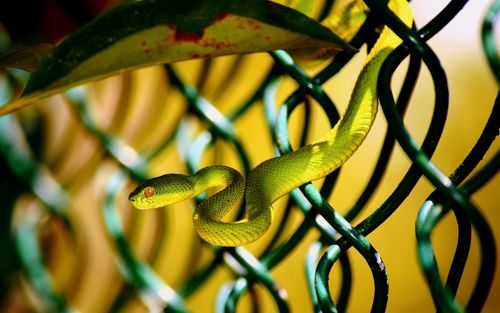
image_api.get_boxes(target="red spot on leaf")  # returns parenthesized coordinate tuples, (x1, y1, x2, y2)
(237, 22, 246, 30)
(174, 29, 203, 42)
(199, 38, 236, 50)
(246, 19, 262, 30)
(188, 52, 212, 59)
(214, 12, 229, 22)
(155, 44, 165, 54)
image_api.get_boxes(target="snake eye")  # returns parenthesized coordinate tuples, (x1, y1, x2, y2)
(143, 187, 155, 198)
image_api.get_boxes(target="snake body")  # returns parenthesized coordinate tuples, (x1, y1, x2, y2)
(129, 0, 412, 246)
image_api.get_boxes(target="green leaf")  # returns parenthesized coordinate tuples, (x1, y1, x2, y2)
(0, 44, 53, 72)
(0, 0, 354, 115)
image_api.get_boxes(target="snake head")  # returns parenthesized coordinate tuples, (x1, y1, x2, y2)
(128, 174, 194, 209)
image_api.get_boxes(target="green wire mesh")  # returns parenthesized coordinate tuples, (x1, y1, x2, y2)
(0, 0, 499, 312)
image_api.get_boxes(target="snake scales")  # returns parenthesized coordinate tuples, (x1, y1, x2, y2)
(129, 0, 412, 246)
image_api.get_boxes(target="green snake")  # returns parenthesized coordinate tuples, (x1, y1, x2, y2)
(129, 0, 412, 246)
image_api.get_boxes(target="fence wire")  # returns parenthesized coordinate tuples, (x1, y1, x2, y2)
(0, 0, 499, 312)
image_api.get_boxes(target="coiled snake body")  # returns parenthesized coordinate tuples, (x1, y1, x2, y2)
(129, 0, 412, 246)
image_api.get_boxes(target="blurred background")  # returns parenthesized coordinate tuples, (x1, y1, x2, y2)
(0, 0, 498, 312)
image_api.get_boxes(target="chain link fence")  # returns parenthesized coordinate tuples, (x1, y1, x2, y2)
(0, 0, 499, 312)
